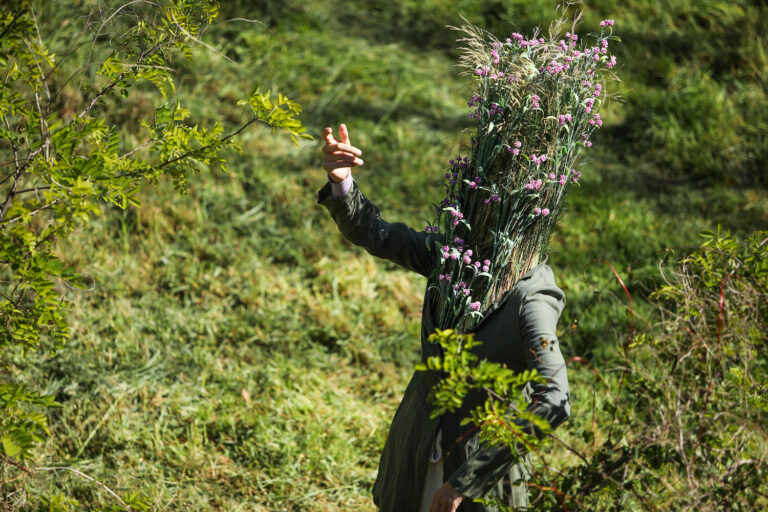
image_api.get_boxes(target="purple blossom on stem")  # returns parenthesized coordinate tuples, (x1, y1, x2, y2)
(470, 301, 481, 311)
(525, 178, 543, 191)
(542, 208, 550, 216)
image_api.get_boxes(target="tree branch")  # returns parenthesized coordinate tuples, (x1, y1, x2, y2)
(0, 199, 61, 226)
(0, 10, 25, 42)
(77, 39, 164, 120)
(157, 116, 258, 169)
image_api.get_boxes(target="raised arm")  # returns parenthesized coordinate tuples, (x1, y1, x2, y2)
(317, 124, 435, 277)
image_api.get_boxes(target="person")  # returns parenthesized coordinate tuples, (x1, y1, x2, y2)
(319, 124, 571, 512)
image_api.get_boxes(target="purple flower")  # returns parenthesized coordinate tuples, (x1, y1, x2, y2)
(474, 261, 481, 268)
(483, 198, 491, 205)
(463, 288, 471, 296)
(548, 173, 555, 180)
(514, 140, 522, 148)
(585, 141, 593, 147)
(482, 265, 489, 272)
(469, 181, 478, 189)
(607, 55, 617, 68)
(572, 170, 582, 183)
(559, 174, 567, 185)
(470, 301, 481, 311)
(525, 178, 543, 191)
(542, 208, 550, 216)
(463, 254, 472, 264)
(533, 207, 541, 214)
(492, 194, 500, 202)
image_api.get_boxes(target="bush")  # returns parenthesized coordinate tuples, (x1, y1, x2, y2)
(432, 227, 768, 510)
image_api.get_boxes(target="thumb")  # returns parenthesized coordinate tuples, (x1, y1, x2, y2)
(339, 123, 350, 145)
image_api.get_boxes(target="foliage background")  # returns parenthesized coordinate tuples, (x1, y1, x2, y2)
(2, 0, 766, 510)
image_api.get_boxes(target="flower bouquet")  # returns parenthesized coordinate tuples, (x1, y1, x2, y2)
(427, 17, 619, 331)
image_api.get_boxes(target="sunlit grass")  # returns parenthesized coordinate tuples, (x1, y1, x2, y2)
(5, 1, 766, 509)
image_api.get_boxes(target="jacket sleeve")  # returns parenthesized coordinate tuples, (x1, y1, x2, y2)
(448, 273, 570, 499)
(317, 179, 435, 278)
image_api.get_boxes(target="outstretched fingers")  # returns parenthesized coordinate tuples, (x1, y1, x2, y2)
(322, 151, 363, 168)
(321, 124, 363, 172)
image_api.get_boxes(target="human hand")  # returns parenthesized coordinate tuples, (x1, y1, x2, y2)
(321, 124, 363, 183)
(430, 481, 464, 512)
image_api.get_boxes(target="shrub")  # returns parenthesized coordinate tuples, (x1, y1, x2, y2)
(429, 228, 768, 510)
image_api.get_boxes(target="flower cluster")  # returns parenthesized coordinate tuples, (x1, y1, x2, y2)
(427, 18, 618, 330)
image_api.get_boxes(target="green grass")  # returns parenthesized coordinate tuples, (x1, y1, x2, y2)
(3, 1, 767, 510)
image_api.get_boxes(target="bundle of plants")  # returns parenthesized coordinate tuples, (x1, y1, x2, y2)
(426, 16, 619, 331)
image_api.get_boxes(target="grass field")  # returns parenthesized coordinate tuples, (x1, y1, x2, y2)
(2, 1, 767, 510)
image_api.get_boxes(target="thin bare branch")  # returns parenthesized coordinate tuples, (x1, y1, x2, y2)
(36, 466, 132, 511)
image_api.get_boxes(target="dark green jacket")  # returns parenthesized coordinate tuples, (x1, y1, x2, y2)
(318, 180, 570, 511)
